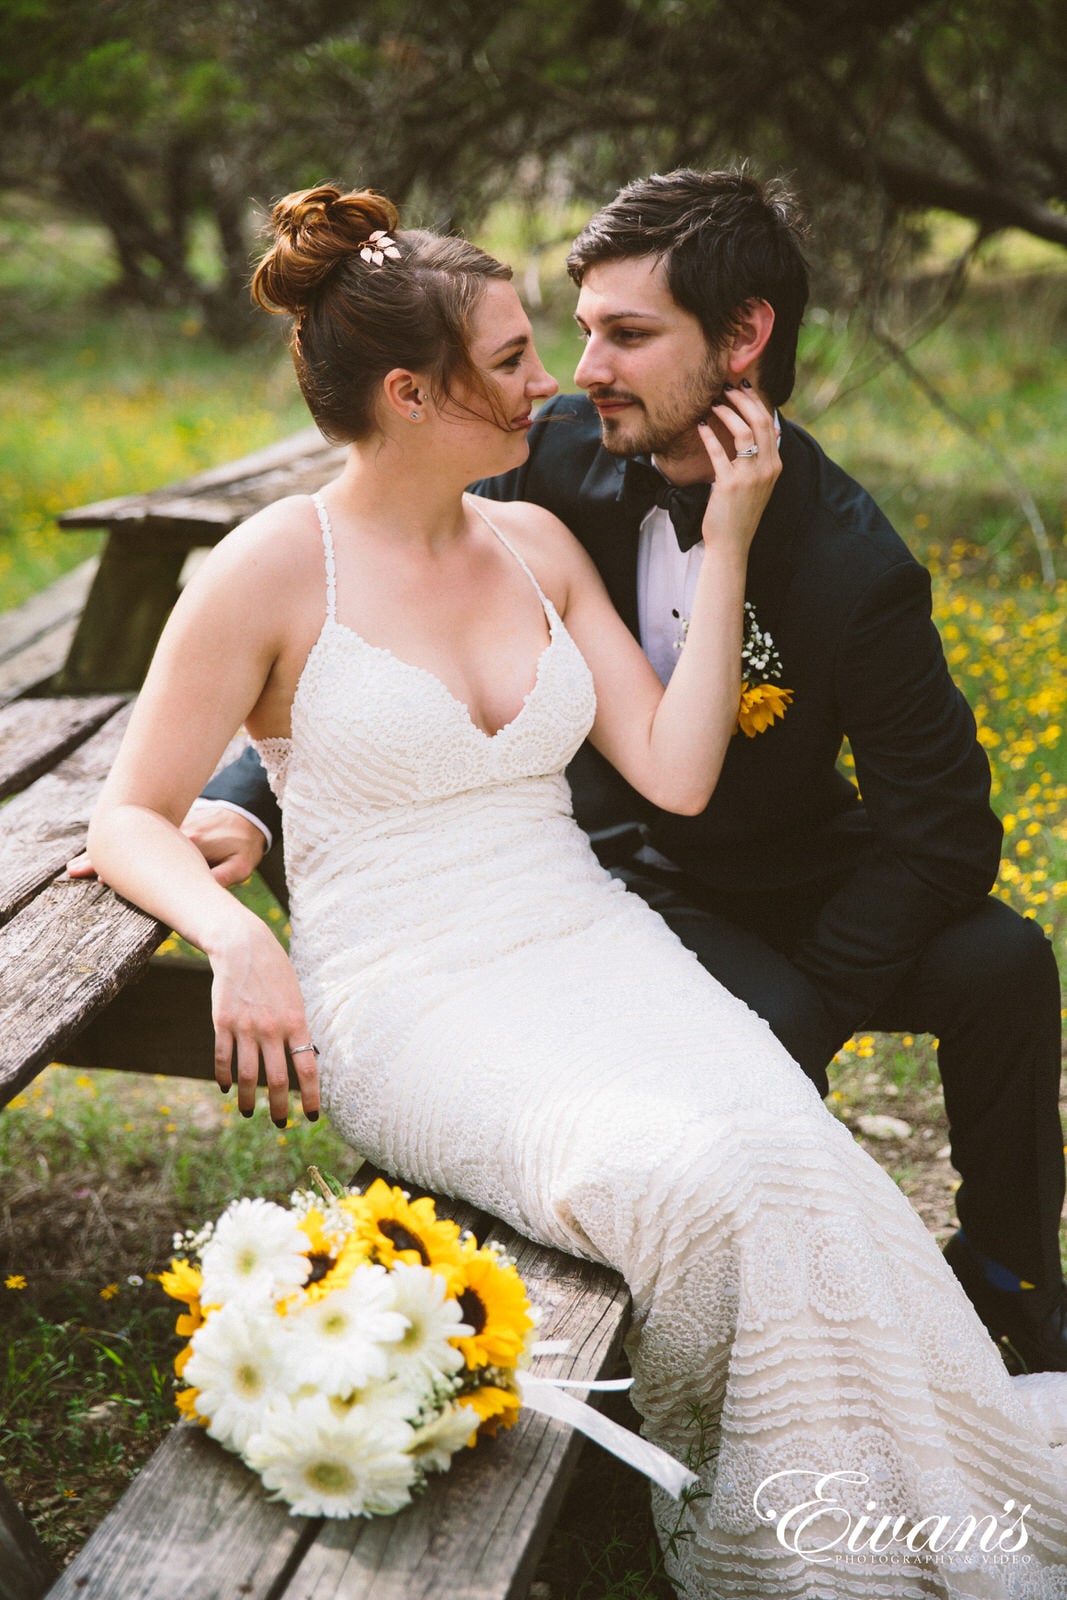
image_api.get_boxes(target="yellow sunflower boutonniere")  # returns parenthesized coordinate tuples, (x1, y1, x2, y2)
(736, 601, 792, 738)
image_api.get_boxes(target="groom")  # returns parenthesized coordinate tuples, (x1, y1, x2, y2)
(196, 168, 1065, 1371)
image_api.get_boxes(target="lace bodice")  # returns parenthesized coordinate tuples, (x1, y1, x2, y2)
(253, 491, 596, 816)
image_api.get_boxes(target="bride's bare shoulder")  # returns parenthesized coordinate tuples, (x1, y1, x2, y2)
(467, 494, 589, 590)
(186, 494, 322, 589)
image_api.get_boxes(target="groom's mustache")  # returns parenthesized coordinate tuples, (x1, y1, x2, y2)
(587, 388, 644, 408)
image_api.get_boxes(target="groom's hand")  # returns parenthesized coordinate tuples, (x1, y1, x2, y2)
(68, 802, 267, 888)
(182, 803, 267, 886)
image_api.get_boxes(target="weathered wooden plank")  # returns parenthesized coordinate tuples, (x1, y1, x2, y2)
(0, 695, 126, 804)
(0, 879, 165, 1108)
(0, 561, 96, 667)
(44, 1426, 320, 1600)
(282, 1232, 630, 1600)
(0, 705, 133, 922)
(0, 720, 252, 927)
(57, 429, 343, 538)
(0, 1478, 56, 1600)
(0, 620, 82, 707)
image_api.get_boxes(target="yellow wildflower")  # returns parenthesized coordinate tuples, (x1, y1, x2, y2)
(5, 1274, 27, 1290)
(99, 1283, 120, 1301)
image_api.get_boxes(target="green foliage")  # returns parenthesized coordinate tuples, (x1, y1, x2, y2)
(0, 0, 1062, 340)
(0, 203, 307, 607)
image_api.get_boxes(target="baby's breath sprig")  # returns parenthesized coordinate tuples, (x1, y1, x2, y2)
(740, 601, 783, 682)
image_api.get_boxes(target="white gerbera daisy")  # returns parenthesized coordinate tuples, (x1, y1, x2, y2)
(184, 1300, 290, 1453)
(198, 1197, 311, 1308)
(280, 1264, 407, 1396)
(385, 1262, 471, 1387)
(245, 1392, 417, 1518)
(408, 1402, 482, 1473)
(322, 1377, 425, 1425)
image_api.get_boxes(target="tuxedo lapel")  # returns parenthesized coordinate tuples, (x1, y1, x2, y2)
(743, 420, 812, 644)
(577, 449, 644, 635)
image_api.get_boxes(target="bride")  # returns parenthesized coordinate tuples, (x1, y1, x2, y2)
(88, 186, 1066, 1596)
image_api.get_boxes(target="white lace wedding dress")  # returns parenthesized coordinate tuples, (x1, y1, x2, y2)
(254, 493, 1067, 1598)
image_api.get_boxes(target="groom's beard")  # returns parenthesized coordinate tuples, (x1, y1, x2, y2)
(591, 351, 728, 461)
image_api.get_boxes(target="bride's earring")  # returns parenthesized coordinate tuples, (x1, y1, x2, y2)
(410, 411, 420, 420)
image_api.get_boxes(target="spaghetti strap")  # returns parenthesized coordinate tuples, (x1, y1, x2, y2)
(311, 491, 338, 622)
(467, 497, 552, 610)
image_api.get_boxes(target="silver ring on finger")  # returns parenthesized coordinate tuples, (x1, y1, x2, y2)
(735, 445, 759, 459)
(291, 1041, 319, 1056)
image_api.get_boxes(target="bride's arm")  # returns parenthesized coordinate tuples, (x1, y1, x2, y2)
(86, 507, 320, 1123)
(532, 387, 779, 814)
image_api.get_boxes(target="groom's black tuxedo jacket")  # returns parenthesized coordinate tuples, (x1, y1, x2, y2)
(207, 394, 1001, 1049)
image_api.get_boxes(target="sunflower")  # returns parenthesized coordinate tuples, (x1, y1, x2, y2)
(175, 1385, 206, 1425)
(278, 1206, 372, 1309)
(736, 681, 793, 738)
(160, 1258, 204, 1339)
(160, 1257, 203, 1307)
(450, 1244, 535, 1371)
(460, 1382, 522, 1440)
(341, 1181, 466, 1291)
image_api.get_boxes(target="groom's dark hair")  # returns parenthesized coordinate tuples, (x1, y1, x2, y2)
(566, 169, 809, 407)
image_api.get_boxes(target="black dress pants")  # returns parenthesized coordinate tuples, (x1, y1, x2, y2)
(615, 863, 1065, 1300)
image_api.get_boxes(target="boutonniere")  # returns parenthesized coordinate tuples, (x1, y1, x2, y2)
(737, 601, 793, 738)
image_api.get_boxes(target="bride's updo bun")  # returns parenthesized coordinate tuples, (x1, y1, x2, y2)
(252, 186, 400, 318)
(251, 183, 513, 444)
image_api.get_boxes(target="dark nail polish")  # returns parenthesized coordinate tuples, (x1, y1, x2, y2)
(240, 1107, 253, 1119)
(273, 1117, 288, 1130)
(741, 378, 752, 389)
(219, 1082, 230, 1095)
(306, 1110, 320, 1123)
(723, 382, 734, 391)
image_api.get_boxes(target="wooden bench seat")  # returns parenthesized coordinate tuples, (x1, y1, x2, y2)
(0, 560, 97, 705)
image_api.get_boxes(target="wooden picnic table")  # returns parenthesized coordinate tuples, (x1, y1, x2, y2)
(0, 434, 635, 1600)
(55, 426, 344, 694)
(2, 425, 346, 1102)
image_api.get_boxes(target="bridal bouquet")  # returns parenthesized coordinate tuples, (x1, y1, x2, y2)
(160, 1176, 539, 1518)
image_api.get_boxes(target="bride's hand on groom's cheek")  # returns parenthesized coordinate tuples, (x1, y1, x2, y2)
(209, 927, 320, 1127)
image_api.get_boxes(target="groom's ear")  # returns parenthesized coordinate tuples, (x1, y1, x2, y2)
(722, 298, 774, 384)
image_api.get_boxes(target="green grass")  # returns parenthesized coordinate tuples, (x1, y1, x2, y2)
(1, 202, 1065, 1591)
(0, 1068, 354, 1558)
(0, 199, 308, 609)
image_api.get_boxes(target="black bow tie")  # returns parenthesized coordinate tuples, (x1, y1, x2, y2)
(623, 457, 711, 552)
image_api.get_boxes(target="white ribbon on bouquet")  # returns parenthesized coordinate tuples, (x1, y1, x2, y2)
(517, 1340, 699, 1500)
